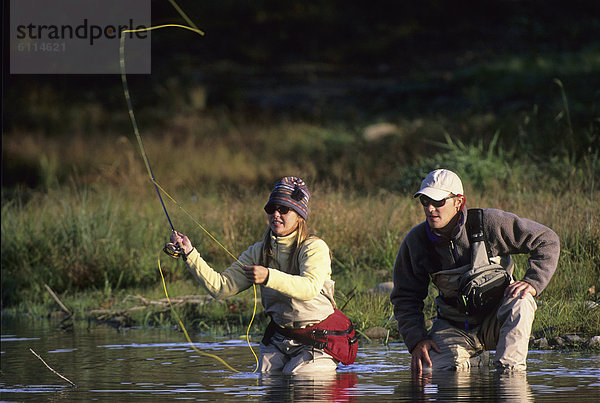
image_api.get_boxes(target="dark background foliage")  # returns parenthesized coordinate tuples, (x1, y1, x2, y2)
(3, 0, 600, 189)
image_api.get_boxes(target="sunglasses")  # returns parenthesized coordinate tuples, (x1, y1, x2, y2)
(419, 194, 459, 208)
(264, 205, 292, 215)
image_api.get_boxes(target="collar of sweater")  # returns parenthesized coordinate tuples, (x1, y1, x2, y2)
(269, 230, 298, 253)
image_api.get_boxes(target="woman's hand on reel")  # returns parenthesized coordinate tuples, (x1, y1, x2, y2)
(164, 231, 194, 258)
(170, 231, 193, 255)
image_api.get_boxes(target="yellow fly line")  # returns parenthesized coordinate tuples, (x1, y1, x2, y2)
(120, 5, 259, 374)
(158, 257, 256, 373)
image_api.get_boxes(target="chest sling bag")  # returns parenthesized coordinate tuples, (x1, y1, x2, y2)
(457, 209, 512, 316)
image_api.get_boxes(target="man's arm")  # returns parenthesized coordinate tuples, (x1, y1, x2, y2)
(390, 228, 432, 353)
(483, 209, 560, 296)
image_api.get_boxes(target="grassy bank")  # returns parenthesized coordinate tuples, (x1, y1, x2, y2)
(3, 1, 599, 348)
(2, 126, 599, 341)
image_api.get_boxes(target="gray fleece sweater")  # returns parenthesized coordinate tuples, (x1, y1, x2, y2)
(390, 208, 560, 352)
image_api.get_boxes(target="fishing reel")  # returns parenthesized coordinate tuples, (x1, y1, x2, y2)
(163, 242, 184, 259)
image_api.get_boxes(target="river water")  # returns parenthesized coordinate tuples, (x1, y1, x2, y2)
(1, 317, 599, 402)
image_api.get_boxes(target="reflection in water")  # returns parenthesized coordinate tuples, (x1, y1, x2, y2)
(260, 372, 358, 402)
(496, 371, 534, 402)
(1, 318, 599, 401)
(400, 369, 533, 402)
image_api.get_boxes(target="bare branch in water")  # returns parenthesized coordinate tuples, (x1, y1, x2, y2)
(29, 348, 76, 387)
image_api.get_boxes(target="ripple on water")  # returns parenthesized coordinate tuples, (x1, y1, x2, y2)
(2, 323, 599, 401)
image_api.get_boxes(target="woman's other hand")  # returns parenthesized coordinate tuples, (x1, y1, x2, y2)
(243, 265, 269, 284)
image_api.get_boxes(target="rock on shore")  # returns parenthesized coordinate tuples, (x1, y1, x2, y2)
(530, 333, 600, 349)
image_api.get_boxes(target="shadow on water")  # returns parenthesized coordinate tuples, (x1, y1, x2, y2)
(1, 317, 599, 401)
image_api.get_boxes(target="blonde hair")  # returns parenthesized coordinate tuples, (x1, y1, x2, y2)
(260, 217, 316, 273)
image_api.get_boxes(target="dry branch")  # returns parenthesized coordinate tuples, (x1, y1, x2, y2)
(30, 348, 76, 387)
(44, 284, 72, 316)
(124, 294, 210, 306)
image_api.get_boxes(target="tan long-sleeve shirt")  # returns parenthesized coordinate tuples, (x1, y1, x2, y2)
(185, 231, 335, 328)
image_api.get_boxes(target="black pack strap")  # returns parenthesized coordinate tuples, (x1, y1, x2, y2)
(312, 341, 328, 349)
(467, 208, 494, 261)
(466, 209, 484, 243)
(269, 321, 357, 349)
(312, 324, 355, 337)
(261, 319, 278, 346)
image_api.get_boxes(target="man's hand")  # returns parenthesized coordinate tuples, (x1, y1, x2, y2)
(505, 280, 537, 299)
(411, 339, 441, 376)
(243, 265, 269, 284)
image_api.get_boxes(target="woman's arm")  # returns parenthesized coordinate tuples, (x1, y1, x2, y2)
(172, 232, 257, 299)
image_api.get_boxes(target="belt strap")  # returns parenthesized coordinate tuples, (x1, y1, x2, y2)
(261, 318, 355, 349)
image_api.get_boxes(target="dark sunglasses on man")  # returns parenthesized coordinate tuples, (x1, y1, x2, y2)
(419, 194, 459, 208)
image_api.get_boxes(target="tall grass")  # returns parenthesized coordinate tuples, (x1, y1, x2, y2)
(2, 100, 599, 338)
(2, 176, 598, 337)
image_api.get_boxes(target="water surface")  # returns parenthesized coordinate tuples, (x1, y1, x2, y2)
(1, 317, 599, 401)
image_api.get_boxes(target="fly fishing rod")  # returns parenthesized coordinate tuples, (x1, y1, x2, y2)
(119, 24, 203, 260)
(120, 23, 252, 265)
(120, 20, 259, 373)
(122, 103, 182, 259)
(122, 73, 182, 258)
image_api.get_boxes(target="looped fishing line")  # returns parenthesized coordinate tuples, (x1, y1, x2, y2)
(120, 6, 259, 373)
(158, 255, 252, 373)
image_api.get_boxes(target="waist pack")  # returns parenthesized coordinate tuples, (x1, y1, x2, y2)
(458, 264, 511, 316)
(457, 209, 512, 316)
(263, 308, 358, 365)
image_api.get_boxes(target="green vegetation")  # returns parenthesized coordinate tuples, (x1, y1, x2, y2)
(3, 1, 599, 343)
(2, 98, 599, 341)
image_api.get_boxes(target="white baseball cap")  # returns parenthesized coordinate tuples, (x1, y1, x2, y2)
(413, 169, 464, 201)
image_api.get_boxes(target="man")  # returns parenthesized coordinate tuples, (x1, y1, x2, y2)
(390, 169, 560, 374)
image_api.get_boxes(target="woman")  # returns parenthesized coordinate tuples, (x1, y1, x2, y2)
(170, 177, 339, 374)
